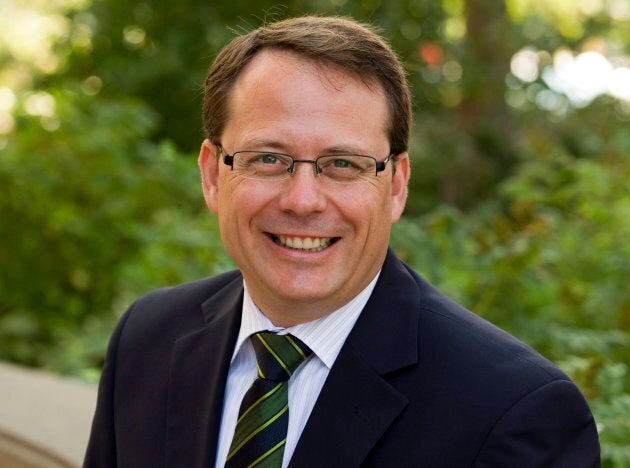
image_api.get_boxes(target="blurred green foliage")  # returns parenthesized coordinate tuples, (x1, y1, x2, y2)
(1, 0, 628, 464)
(0, 85, 232, 379)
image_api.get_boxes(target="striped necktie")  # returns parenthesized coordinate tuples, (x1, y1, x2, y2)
(225, 332, 312, 468)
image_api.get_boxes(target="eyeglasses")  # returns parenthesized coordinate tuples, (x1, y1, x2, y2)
(218, 145, 395, 184)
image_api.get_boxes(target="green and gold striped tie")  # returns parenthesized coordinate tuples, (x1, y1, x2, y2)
(225, 332, 312, 468)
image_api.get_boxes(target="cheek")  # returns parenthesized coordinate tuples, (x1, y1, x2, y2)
(217, 179, 277, 224)
(335, 184, 392, 230)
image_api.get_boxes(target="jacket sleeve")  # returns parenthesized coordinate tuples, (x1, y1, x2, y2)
(83, 307, 132, 468)
(474, 379, 600, 467)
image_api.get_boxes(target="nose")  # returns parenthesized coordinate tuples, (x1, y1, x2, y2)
(278, 162, 327, 216)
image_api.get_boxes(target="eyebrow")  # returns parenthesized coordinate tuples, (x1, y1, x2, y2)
(323, 145, 371, 155)
(240, 139, 372, 156)
(240, 139, 285, 151)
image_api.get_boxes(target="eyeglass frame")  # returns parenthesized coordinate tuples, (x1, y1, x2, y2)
(216, 144, 397, 182)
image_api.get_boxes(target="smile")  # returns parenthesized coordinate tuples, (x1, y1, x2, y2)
(271, 234, 338, 252)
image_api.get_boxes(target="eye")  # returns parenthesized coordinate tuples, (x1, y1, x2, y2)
(331, 159, 355, 169)
(256, 153, 280, 164)
(320, 157, 360, 170)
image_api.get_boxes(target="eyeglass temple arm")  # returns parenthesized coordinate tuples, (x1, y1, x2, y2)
(375, 153, 396, 173)
(216, 146, 236, 169)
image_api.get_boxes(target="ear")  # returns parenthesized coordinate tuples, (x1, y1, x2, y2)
(390, 153, 410, 224)
(198, 139, 220, 214)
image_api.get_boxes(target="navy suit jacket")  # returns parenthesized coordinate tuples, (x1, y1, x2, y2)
(84, 249, 600, 467)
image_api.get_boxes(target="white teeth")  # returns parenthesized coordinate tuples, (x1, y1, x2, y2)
(275, 235, 333, 252)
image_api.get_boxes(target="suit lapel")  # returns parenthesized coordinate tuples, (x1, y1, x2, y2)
(165, 275, 243, 467)
(290, 250, 422, 467)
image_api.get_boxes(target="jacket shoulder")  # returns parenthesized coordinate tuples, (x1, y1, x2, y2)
(117, 269, 243, 350)
(364, 255, 599, 465)
(400, 261, 566, 382)
(135, 269, 242, 311)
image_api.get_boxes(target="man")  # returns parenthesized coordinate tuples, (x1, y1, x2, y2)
(85, 16, 600, 467)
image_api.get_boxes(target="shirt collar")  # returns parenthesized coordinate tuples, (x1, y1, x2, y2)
(231, 272, 380, 369)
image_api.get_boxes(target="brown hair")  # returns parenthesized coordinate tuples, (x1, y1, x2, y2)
(202, 16, 411, 155)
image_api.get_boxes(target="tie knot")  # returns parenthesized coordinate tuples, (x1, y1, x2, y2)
(251, 332, 312, 382)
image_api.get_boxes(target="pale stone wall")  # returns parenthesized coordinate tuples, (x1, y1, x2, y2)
(0, 362, 97, 467)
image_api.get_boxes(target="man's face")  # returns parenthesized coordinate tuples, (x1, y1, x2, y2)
(199, 49, 409, 326)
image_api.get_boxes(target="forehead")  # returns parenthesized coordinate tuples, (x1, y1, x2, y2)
(234, 48, 384, 99)
(223, 49, 389, 151)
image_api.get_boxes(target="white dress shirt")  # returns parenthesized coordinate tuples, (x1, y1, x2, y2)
(214, 273, 380, 468)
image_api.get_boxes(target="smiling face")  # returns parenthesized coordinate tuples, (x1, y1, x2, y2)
(199, 49, 409, 326)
